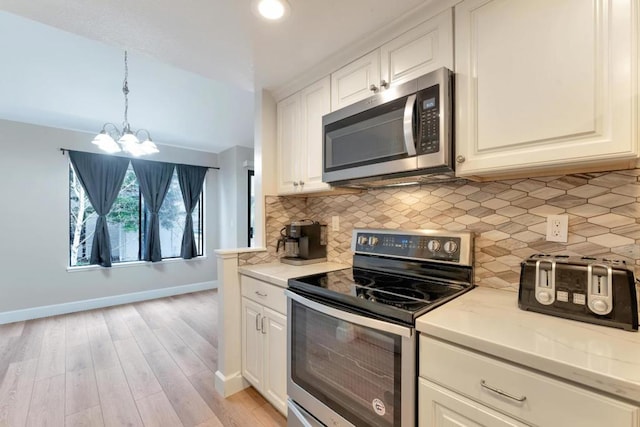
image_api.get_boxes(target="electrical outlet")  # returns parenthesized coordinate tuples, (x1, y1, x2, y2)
(332, 215, 340, 232)
(546, 215, 568, 242)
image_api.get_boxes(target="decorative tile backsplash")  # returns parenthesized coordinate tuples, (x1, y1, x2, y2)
(241, 169, 640, 293)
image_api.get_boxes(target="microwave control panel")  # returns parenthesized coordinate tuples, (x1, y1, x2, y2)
(416, 84, 440, 155)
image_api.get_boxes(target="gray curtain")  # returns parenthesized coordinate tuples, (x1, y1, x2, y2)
(132, 159, 175, 262)
(177, 165, 207, 259)
(68, 151, 129, 267)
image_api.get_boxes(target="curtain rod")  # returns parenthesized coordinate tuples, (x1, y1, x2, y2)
(59, 148, 220, 170)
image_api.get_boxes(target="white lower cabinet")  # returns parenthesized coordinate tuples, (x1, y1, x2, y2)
(419, 378, 528, 427)
(240, 275, 288, 415)
(419, 336, 640, 427)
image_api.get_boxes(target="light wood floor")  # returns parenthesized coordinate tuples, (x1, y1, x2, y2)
(0, 290, 287, 427)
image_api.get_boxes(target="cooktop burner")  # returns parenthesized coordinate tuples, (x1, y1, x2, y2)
(289, 267, 470, 325)
(288, 229, 475, 325)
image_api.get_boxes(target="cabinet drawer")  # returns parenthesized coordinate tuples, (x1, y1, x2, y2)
(419, 336, 639, 427)
(241, 275, 287, 314)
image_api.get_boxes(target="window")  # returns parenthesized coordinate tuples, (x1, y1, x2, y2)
(69, 164, 203, 266)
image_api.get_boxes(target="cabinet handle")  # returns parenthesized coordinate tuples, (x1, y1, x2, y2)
(261, 316, 266, 334)
(293, 181, 299, 187)
(456, 155, 466, 164)
(380, 79, 389, 89)
(255, 313, 261, 331)
(369, 84, 379, 92)
(255, 290, 267, 297)
(480, 380, 527, 402)
(299, 180, 304, 186)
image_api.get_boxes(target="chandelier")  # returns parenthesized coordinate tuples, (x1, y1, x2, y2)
(91, 51, 159, 156)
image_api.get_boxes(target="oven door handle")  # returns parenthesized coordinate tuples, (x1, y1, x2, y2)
(285, 290, 413, 338)
(402, 94, 417, 157)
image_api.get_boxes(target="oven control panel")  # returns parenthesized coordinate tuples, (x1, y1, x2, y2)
(352, 229, 473, 266)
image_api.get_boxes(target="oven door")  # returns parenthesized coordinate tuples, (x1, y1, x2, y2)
(286, 290, 415, 427)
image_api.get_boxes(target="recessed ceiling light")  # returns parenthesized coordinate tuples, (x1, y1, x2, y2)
(253, 0, 290, 21)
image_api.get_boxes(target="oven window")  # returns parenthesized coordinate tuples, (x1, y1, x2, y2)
(290, 300, 402, 427)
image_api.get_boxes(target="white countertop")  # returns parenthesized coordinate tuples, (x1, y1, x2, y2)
(238, 261, 350, 287)
(416, 287, 640, 403)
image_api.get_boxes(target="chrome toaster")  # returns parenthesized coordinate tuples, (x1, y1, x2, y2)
(518, 254, 638, 331)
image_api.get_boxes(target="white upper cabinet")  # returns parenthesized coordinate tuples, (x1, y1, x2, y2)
(455, 0, 638, 179)
(380, 8, 453, 88)
(331, 9, 454, 112)
(331, 50, 381, 111)
(277, 77, 331, 195)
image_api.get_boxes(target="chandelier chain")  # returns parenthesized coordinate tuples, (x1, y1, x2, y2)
(122, 51, 130, 131)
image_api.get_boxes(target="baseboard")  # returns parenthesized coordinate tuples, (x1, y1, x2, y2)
(0, 281, 218, 325)
(215, 369, 249, 397)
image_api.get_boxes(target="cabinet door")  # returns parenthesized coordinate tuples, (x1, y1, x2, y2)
(241, 298, 264, 389)
(419, 378, 529, 427)
(380, 8, 453, 88)
(299, 76, 331, 193)
(277, 93, 302, 194)
(331, 50, 380, 111)
(263, 307, 287, 415)
(455, 0, 638, 179)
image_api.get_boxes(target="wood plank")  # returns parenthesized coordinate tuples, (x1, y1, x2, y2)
(0, 358, 37, 427)
(65, 312, 89, 349)
(135, 391, 184, 427)
(133, 300, 168, 331)
(113, 338, 162, 400)
(66, 367, 100, 416)
(65, 405, 104, 427)
(195, 416, 225, 427)
(0, 321, 25, 340)
(66, 343, 93, 373)
(35, 316, 66, 380)
(153, 328, 208, 377)
(145, 349, 214, 426)
(188, 369, 283, 427)
(86, 312, 120, 372)
(26, 374, 65, 426)
(10, 318, 46, 363)
(156, 309, 217, 372)
(119, 306, 163, 354)
(102, 307, 133, 341)
(94, 366, 143, 427)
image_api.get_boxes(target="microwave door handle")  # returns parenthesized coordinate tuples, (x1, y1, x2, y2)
(403, 94, 417, 156)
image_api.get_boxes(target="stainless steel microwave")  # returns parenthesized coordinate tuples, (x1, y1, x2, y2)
(322, 67, 454, 188)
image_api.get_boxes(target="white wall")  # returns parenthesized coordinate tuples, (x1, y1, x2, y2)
(0, 119, 220, 317)
(253, 89, 277, 248)
(218, 145, 253, 249)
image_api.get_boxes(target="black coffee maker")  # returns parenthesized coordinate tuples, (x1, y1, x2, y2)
(276, 220, 327, 265)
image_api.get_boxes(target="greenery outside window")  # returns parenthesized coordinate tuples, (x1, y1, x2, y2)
(69, 164, 204, 266)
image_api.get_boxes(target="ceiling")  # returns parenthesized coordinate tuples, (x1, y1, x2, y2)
(0, 0, 428, 153)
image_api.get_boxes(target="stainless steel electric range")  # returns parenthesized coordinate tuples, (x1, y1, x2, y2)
(285, 228, 474, 427)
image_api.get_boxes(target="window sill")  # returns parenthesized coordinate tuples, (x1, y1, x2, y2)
(66, 255, 208, 272)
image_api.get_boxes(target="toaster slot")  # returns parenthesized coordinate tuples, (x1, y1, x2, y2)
(587, 264, 613, 315)
(534, 259, 555, 305)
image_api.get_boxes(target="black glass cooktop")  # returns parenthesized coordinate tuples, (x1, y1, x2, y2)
(288, 267, 472, 325)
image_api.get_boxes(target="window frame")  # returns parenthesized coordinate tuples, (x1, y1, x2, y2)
(68, 163, 205, 267)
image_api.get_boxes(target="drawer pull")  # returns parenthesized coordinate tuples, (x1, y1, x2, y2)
(480, 380, 527, 402)
(255, 291, 267, 297)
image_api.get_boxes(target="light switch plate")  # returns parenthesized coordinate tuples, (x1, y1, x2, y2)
(332, 215, 340, 231)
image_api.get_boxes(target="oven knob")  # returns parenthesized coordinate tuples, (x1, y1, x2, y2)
(591, 299, 609, 314)
(537, 291, 552, 303)
(357, 236, 369, 246)
(368, 236, 380, 246)
(427, 240, 441, 252)
(443, 240, 458, 254)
